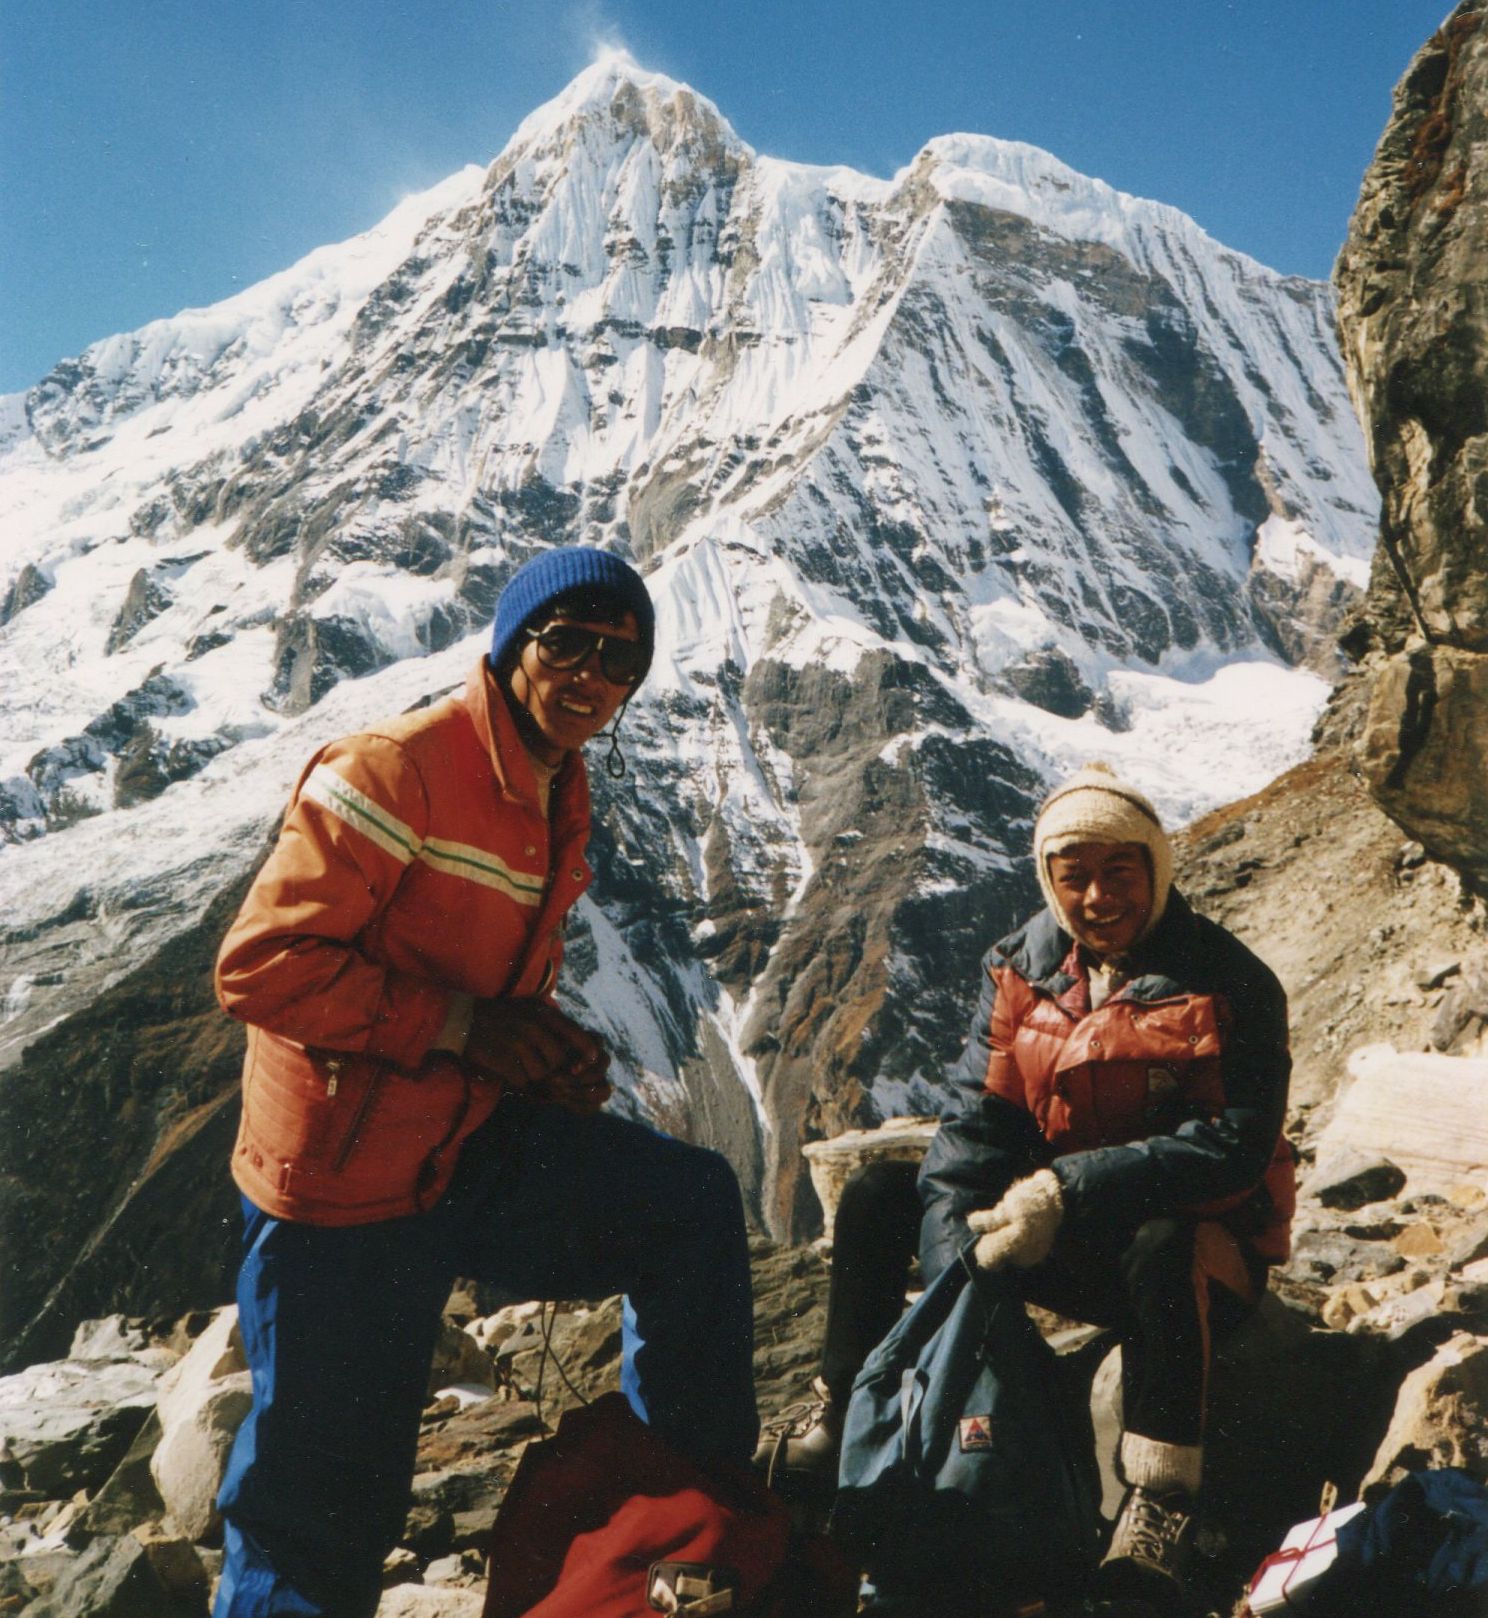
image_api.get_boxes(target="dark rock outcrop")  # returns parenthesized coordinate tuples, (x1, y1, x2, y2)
(0, 862, 254, 1372)
(1335, 1, 1488, 890)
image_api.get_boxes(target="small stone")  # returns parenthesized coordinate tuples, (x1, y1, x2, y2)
(131, 1522, 210, 1602)
(402, 1498, 455, 1559)
(1309, 1154, 1407, 1211)
(1449, 1217, 1488, 1270)
(1398, 841, 1427, 870)
(1393, 1223, 1445, 1259)
(1443, 1281, 1488, 1318)
(422, 1553, 467, 1586)
(426, 1322, 496, 1396)
(1415, 960, 1462, 991)
(381, 1546, 421, 1589)
(1321, 1285, 1377, 1330)
(1448, 1182, 1487, 1210)
(1342, 1220, 1403, 1241)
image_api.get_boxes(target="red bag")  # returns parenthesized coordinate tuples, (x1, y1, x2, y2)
(483, 1393, 855, 1618)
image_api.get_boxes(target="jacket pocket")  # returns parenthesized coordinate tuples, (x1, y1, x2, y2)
(243, 1035, 387, 1175)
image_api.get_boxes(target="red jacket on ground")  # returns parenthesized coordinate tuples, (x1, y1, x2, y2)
(216, 658, 593, 1225)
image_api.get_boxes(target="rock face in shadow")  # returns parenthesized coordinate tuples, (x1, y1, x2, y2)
(1335, 1, 1488, 890)
(0, 871, 251, 1372)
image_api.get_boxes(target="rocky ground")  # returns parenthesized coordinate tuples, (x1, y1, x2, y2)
(0, 1239, 830, 1618)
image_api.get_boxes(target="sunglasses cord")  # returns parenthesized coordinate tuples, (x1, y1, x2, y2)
(604, 700, 630, 779)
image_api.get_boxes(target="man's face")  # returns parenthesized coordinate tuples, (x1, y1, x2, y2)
(1046, 840, 1154, 957)
(509, 611, 640, 765)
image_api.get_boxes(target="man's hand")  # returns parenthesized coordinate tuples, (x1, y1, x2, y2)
(966, 1169, 1064, 1272)
(463, 998, 612, 1113)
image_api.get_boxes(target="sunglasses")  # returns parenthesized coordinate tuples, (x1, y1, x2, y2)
(525, 622, 648, 686)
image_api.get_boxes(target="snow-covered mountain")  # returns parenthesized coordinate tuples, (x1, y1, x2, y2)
(0, 54, 1375, 1259)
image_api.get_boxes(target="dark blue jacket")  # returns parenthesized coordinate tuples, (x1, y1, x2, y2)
(918, 891, 1293, 1283)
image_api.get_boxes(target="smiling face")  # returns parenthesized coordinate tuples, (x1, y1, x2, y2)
(507, 610, 640, 767)
(1045, 840, 1154, 958)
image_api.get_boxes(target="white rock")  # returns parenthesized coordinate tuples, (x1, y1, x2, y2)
(800, 1117, 939, 1241)
(1320, 1046, 1488, 1194)
(67, 1316, 153, 1362)
(422, 1554, 464, 1583)
(469, 1300, 542, 1351)
(1346, 1277, 1447, 1337)
(429, 1383, 496, 1411)
(149, 1306, 253, 1541)
(376, 1585, 486, 1616)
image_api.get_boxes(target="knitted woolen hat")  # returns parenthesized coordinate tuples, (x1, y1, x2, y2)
(488, 546, 656, 677)
(1033, 761, 1173, 941)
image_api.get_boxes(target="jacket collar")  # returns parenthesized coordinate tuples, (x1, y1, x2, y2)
(1000, 890, 1200, 1003)
(462, 658, 591, 845)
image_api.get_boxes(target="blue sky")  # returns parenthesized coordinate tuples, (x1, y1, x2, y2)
(1, 0, 1452, 394)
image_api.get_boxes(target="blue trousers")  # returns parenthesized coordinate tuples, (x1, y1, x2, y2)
(214, 1099, 758, 1618)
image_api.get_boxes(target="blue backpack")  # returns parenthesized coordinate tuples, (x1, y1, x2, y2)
(832, 1249, 1103, 1613)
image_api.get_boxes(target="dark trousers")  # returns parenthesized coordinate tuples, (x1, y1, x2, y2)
(214, 1099, 758, 1618)
(819, 1158, 1257, 1448)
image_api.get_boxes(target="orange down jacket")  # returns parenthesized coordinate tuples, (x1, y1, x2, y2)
(919, 893, 1295, 1280)
(216, 658, 593, 1226)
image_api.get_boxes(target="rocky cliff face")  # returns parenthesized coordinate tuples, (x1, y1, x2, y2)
(1335, 0, 1488, 890)
(0, 58, 1379, 1365)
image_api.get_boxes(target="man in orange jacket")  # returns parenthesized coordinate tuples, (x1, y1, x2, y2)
(212, 547, 758, 1618)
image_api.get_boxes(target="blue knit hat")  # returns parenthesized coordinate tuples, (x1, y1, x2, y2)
(488, 546, 655, 678)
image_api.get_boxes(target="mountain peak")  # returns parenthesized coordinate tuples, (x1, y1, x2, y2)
(907, 131, 1287, 282)
(503, 51, 746, 162)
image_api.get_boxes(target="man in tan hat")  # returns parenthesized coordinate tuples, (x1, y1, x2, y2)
(918, 760, 1294, 1604)
(759, 762, 1293, 1609)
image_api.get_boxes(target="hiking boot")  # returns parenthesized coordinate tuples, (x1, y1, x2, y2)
(1096, 1485, 1195, 1605)
(752, 1377, 842, 1498)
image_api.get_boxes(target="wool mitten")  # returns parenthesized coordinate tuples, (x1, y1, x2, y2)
(966, 1168, 1064, 1271)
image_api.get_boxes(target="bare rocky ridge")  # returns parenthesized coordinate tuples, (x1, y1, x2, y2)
(1335, 0, 1488, 890)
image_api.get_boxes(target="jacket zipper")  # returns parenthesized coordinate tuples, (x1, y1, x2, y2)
(331, 1065, 385, 1172)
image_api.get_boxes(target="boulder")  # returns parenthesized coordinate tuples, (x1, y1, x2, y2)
(66, 1318, 155, 1364)
(800, 1117, 938, 1241)
(1431, 954, 1488, 1053)
(1361, 1330, 1488, 1500)
(17, 1532, 191, 1617)
(73, 1411, 166, 1539)
(1316, 1045, 1488, 1194)
(0, 1356, 159, 1497)
(149, 1306, 251, 1542)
